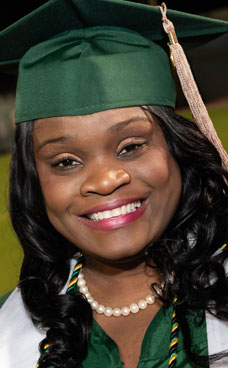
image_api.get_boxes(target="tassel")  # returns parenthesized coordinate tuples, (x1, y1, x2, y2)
(159, 3, 228, 171)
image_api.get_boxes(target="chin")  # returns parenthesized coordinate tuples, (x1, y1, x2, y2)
(90, 246, 147, 265)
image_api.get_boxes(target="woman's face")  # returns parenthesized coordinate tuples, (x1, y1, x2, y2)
(33, 107, 182, 263)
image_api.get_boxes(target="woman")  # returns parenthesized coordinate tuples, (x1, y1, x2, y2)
(0, 0, 228, 367)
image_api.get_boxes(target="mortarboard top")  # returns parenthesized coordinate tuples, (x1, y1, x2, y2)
(0, 0, 227, 123)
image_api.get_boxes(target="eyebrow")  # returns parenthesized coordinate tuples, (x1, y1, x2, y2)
(36, 136, 74, 153)
(107, 116, 151, 132)
(36, 116, 151, 152)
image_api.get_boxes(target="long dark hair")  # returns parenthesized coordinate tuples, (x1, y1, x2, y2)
(9, 105, 228, 367)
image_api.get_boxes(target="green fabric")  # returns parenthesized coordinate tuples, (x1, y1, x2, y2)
(15, 26, 176, 123)
(1, 0, 228, 64)
(0, 289, 208, 366)
(0, 0, 227, 123)
(82, 307, 208, 368)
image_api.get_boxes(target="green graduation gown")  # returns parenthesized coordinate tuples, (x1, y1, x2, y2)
(0, 291, 208, 367)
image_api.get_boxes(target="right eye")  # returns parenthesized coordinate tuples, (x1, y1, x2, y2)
(52, 157, 81, 168)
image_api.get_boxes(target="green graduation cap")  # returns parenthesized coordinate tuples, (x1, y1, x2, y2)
(0, 0, 227, 127)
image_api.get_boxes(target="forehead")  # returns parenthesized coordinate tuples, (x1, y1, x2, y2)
(33, 106, 153, 139)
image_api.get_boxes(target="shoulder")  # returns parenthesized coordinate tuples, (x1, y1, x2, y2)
(0, 290, 14, 308)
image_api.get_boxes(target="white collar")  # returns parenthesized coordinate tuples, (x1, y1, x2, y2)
(0, 287, 44, 368)
(0, 258, 77, 368)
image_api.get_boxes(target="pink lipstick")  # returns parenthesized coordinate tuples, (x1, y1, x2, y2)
(78, 198, 148, 231)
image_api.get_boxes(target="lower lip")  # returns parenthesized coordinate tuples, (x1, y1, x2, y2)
(79, 200, 148, 231)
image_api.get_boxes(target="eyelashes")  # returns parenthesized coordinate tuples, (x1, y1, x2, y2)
(118, 142, 146, 156)
(50, 140, 147, 170)
(51, 157, 81, 168)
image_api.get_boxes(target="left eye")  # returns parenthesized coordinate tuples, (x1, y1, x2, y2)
(119, 143, 144, 156)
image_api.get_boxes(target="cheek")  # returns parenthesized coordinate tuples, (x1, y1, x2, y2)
(135, 147, 179, 189)
(37, 165, 76, 215)
(134, 147, 182, 222)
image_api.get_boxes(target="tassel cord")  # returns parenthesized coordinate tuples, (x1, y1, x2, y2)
(159, 3, 228, 171)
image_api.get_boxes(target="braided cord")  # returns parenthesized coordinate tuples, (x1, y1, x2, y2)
(168, 296, 179, 368)
(67, 253, 84, 292)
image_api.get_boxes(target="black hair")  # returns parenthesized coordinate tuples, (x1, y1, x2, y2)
(9, 106, 228, 367)
(143, 106, 228, 365)
(10, 120, 92, 367)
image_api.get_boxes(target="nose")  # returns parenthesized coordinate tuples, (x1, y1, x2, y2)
(80, 168, 131, 196)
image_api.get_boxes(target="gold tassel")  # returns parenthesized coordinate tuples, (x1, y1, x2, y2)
(159, 3, 228, 171)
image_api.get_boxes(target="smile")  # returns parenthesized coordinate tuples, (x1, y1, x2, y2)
(79, 198, 147, 231)
(87, 201, 142, 221)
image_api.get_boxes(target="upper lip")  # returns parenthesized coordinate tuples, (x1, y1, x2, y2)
(79, 197, 146, 216)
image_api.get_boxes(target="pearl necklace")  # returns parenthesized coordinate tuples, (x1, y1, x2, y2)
(77, 271, 163, 317)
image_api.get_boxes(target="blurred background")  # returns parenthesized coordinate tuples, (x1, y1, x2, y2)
(0, 0, 227, 295)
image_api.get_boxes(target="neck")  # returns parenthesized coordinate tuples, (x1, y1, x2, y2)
(81, 252, 162, 307)
(85, 251, 148, 275)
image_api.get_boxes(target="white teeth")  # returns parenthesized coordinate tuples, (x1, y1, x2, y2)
(103, 210, 112, 219)
(121, 205, 127, 215)
(112, 208, 122, 217)
(98, 212, 103, 220)
(88, 200, 142, 221)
